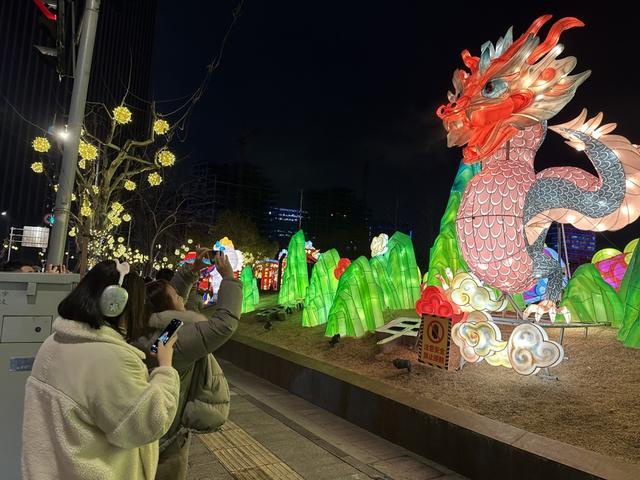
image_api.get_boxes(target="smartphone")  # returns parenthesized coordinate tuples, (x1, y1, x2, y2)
(150, 318, 183, 353)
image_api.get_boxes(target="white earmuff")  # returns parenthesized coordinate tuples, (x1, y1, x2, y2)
(99, 260, 131, 317)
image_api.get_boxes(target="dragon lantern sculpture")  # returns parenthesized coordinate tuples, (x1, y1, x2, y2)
(437, 15, 640, 321)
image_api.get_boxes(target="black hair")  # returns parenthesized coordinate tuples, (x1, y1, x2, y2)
(145, 279, 175, 314)
(121, 270, 149, 341)
(155, 268, 175, 282)
(58, 260, 146, 340)
(1, 260, 35, 272)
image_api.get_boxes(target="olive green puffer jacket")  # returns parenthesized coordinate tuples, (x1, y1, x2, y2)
(135, 267, 242, 450)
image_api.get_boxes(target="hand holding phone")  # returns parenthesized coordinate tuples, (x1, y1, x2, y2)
(191, 248, 211, 272)
(155, 335, 178, 367)
(214, 252, 234, 279)
(150, 318, 183, 354)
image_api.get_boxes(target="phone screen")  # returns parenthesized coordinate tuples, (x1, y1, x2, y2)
(151, 318, 183, 353)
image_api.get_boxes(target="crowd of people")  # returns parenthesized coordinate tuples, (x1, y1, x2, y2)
(13, 249, 242, 480)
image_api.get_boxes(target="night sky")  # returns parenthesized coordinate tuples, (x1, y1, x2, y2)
(153, 0, 640, 259)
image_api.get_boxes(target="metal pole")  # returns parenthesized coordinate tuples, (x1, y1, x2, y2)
(7, 228, 14, 261)
(47, 0, 101, 265)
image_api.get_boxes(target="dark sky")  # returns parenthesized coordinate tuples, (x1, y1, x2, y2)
(153, 0, 640, 255)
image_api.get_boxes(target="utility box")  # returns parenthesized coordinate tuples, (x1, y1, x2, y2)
(0, 272, 79, 480)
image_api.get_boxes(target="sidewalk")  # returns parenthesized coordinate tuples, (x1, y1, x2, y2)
(187, 360, 465, 480)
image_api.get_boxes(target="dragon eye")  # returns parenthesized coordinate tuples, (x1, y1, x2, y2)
(482, 79, 507, 98)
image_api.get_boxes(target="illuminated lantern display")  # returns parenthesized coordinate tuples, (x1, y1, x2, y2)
(254, 260, 279, 291)
(438, 270, 507, 314)
(370, 234, 389, 257)
(305, 240, 321, 263)
(333, 258, 351, 279)
(437, 14, 640, 322)
(522, 248, 567, 304)
(386, 232, 421, 309)
(591, 240, 638, 290)
(426, 162, 480, 288)
(325, 257, 385, 338)
(278, 230, 309, 305)
(593, 250, 626, 290)
(617, 247, 640, 348)
(370, 253, 402, 310)
(560, 263, 623, 326)
(209, 237, 244, 300)
(240, 266, 260, 313)
(302, 249, 341, 327)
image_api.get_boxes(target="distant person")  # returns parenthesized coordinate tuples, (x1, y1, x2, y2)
(136, 249, 241, 480)
(156, 267, 175, 282)
(1, 260, 37, 272)
(22, 261, 181, 480)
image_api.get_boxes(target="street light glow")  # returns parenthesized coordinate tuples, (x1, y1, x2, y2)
(57, 125, 69, 141)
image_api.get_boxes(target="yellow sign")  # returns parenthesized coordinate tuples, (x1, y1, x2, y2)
(418, 315, 452, 370)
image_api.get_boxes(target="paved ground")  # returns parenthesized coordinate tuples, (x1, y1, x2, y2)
(187, 360, 465, 480)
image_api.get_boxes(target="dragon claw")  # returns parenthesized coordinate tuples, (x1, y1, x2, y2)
(523, 300, 571, 324)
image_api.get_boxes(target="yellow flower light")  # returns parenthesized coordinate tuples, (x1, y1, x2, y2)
(153, 119, 170, 135)
(156, 149, 176, 167)
(32, 136, 51, 153)
(31, 162, 44, 173)
(122, 213, 132, 222)
(124, 180, 136, 191)
(174, 249, 180, 255)
(110, 217, 123, 227)
(53, 184, 59, 192)
(111, 202, 124, 213)
(69, 227, 77, 237)
(167, 263, 174, 269)
(187, 239, 193, 244)
(113, 105, 132, 125)
(92, 185, 99, 194)
(118, 237, 125, 243)
(78, 158, 86, 169)
(78, 140, 98, 161)
(148, 172, 163, 186)
(80, 204, 92, 217)
(71, 193, 77, 201)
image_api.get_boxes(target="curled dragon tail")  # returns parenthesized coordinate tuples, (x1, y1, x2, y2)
(525, 109, 640, 245)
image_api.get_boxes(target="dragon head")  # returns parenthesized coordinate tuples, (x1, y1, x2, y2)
(436, 15, 591, 163)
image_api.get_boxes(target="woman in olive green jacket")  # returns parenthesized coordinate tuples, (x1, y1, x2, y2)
(136, 250, 242, 480)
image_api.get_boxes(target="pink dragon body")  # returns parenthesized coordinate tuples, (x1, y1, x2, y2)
(437, 15, 640, 320)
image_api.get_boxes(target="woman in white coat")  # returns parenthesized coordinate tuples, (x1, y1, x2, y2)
(22, 260, 181, 480)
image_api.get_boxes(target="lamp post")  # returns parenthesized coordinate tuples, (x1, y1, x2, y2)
(47, 0, 101, 266)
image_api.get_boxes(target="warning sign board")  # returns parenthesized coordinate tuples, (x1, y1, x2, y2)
(417, 315, 453, 370)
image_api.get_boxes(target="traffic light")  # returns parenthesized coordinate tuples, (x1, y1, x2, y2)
(32, 0, 68, 77)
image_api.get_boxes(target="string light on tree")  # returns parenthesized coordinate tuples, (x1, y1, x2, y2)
(156, 149, 176, 167)
(147, 171, 163, 186)
(32, 137, 51, 153)
(80, 203, 92, 217)
(112, 105, 132, 125)
(124, 180, 136, 191)
(31, 162, 44, 173)
(122, 213, 132, 222)
(153, 119, 170, 135)
(78, 140, 98, 161)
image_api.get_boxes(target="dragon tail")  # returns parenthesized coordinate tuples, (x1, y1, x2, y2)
(525, 109, 640, 244)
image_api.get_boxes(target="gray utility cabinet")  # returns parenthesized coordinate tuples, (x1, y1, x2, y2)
(0, 272, 79, 480)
